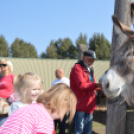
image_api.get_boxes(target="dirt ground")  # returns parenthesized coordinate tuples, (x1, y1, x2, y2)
(92, 121, 106, 134)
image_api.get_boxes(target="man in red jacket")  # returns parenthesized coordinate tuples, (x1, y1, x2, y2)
(70, 50, 102, 134)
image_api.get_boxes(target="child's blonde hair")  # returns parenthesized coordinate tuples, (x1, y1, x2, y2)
(37, 83, 77, 123)
(0, 59, 13, 73)
(14, 72, 43, 97)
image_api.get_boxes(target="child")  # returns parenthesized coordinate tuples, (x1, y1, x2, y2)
(8, 72, 43, 116)
(0, 83, 77, 134)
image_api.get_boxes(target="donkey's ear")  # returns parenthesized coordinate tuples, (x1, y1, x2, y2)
(112, 15, 134, 45)
(112, 15, 134, 36)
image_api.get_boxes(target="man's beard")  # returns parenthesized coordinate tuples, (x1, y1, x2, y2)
(84, 62, 91, 71)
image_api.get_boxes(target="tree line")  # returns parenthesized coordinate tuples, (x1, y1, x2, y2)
(0, 33, 111, 60)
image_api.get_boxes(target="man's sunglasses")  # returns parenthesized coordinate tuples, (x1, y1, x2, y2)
(0, 64, 7, 67)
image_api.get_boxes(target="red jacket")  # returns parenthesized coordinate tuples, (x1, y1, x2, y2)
(70, 61, 98, 114)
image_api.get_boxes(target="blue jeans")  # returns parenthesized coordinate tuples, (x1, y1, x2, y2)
(0, 116, 8, 127)
(75, 111, 93, 134)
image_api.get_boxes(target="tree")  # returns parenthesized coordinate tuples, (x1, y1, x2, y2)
(0, 35, 9, 57)
(28, 44, 38, 58)
(88, 33, 97, 51)
(40, 52, 47, 58)
(55, 38, 77, 59)
(68, 44, 77, 59)
(54, 38, 63, 59)
(11, 38, 38, 58)
(89, 33, 111, 60)
(11, 38, 21, 57)
(76, 33, 88, 48)
(45, 40, 57, 58)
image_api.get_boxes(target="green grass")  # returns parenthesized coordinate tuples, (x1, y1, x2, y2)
(93, 123, 105, 128)
(55, 121, 106, 134)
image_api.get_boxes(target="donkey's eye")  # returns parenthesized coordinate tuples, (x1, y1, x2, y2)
(106, 82, 109, 89)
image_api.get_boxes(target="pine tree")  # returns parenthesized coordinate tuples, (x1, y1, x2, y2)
(0, 35, 10, 57)
(89, 33, 111, 60)
(11, 38, 38, 58)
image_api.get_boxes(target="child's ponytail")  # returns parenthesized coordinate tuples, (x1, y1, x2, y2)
(13, 74, 22, 92)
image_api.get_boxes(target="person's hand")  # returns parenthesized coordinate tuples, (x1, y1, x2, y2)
(96, 83, 102, 90)
(96, 83, 106, 98)
(98, 90, 106, 98)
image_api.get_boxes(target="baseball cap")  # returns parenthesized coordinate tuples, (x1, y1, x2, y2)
(83, 50, 97, 59)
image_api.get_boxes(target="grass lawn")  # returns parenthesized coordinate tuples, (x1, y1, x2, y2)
(56, 121, 106, 134)
(92, 121, 106, 134)
(93, 121, 105, 128)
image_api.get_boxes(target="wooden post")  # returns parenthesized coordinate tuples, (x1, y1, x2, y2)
(78, 44, 88, 61)
(107, 0, 132, 134)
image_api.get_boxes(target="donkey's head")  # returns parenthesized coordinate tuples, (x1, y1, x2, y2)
(100, 15, 134, 105)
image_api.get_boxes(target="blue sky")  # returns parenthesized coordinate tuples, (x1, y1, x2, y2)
(0, 1, 115, 56)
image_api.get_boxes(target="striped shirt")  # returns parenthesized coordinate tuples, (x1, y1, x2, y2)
(0, 103, 54, 134)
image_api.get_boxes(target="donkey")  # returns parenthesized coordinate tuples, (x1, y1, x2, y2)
(100, 15, 134, 105)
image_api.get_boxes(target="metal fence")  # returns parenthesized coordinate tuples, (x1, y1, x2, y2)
(1, 58, 109, 90)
